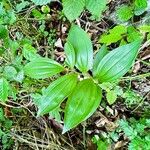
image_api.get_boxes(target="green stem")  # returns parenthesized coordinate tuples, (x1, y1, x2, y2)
(121, 73, 150, 81)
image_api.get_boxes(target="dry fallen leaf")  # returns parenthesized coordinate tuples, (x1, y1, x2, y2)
(55, 38, 63, 49)
(114, 140, 128, 149)
(133, 62, 141, 73)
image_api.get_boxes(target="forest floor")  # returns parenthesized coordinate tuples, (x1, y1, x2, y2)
(0, 0, 149, 150)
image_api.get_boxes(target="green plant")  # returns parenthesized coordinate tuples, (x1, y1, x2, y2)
(134, 0, 148, 16)
(116, 0, 148, 22)
(92, 118, 150, 150)
(92, 135, 109, 150)
(116, 5, 133, 22)
(123, 89, 142, 107)
(15, 0, 30, 12)
(119, 118, 150, 150)
(99, 25, 142, 45)
(63, 0, 107, 21)
(31, 0, 52, 6)
(31, 0, 107, 21)
(23, 24, 142, 133)
(0, 108, 14, 150)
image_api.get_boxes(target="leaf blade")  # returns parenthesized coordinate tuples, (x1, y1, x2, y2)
(24, 57, 64, 79)
(62, 0, 85, 21)
(106, 90, 117, 105)
(0, 78, 9, 102)
(86, 0, 107, 20)
(63, 79, 102, 133)
(67, 25, 93, 72)
(31, 0, 52, 5)
(93, 44, 108, 72)
(34, 73, 78, 116)
(94, 40, 142, 82)
(64, 41, 76, 69)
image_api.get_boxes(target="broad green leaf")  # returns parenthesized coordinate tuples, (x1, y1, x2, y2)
(134, 0, 148, 16)
(100, 34, 122, 45)
(116, 5, 133, 22)
(16, 1, 30, 12)
(24, 57, 64, 79)
(86, 0, 107, 20)
(0, 25, 8, 39)
(67, 25, 93, 72)
(0, 78, 9, 102)
(4, 10, 16, 25)
(127, 26, 142, 42)
(94, 40, 142, 82)
(23, 44, 39, 61)
(14, 70, 24, 83)
(109, 25, 127, 35)
(3, 66, 17, 80)
(93, 45, 108, 71)
(33, 73, 78, 116)
(62, 0, 85, 21)
(63, 79, 102, 133)
(139, 25, 150, 32)
(64, 41, 75, 69)
(99, 25, 127, 45)
(31, 0, 52, 5)
(32, 9, 45, 20)
(106, 90, 117, 105)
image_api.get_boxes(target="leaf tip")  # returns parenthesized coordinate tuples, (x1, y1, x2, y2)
(62, 125, 69, 134)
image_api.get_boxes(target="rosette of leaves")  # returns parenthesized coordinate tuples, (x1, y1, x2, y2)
(23, 25, 141, 133)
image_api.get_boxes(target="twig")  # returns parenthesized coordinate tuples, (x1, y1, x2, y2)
(79, 18, 106, 32)
(131, 92, 150, 113)
(10, 132, 57, 149)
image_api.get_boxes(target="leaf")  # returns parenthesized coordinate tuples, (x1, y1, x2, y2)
(64, 41, 75, 69)
(116, 5, 133, 22)
(94, 40, 142, 82)
(63, 79, 102, 133)
(134, 0, 148, 16)
(62, 0, 85, 21)
(0, 25, 8, 39)
(119, 119, 137, 140)
(139, 25, 150, 32)
(127, 26, 142, 42)
(16, 1, 30, 12)
(3, 66, 17, 80)
(4, 10, 16, 25)
(86, 0, 107, 20)
(23, 44, 40, 61)
(99, 25, 127, 45)
(31, 0, 52, 5)
(106, 90, 117, 105)
(14, 70, 24, 83)
(33, 73, 78, 116)
(67, 25, 93, 72)
(0, 108, 5, 121)
(32, 9, 45, 20)
(93, 45, 108, 71)
(0, 78, 9, 102)
(24, 57, 64, 79)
